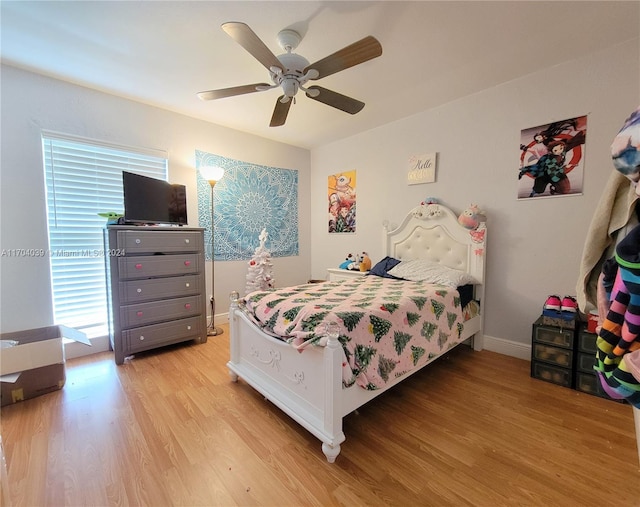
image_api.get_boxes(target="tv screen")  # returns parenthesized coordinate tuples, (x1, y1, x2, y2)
(122, 171, 187, 225)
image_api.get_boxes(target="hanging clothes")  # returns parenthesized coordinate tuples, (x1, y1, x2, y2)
(594, 224, 640, 407)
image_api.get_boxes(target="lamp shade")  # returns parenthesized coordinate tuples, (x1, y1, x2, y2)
(200, 165, 225, 183)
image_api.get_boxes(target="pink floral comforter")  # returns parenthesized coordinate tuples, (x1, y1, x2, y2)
(242, 276, 471, 390)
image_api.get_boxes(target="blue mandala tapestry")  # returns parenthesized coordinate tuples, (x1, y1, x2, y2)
(196, 150, 299, 261)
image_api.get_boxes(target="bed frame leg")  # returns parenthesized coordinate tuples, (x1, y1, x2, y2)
(229, 370, 238, 382)
(322, 442, 341, 463)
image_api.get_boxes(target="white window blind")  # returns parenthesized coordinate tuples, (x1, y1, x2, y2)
(42, 133, 167, 337)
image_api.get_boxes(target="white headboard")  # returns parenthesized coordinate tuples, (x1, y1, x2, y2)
(384, 203, 486, 285)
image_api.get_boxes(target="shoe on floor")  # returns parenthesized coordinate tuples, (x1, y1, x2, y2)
(561, 296, 578, 313)
(544, 295, 562, 311)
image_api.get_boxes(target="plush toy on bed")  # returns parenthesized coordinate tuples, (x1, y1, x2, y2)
(339, 253, 360, 270)
(359, 252, 372, 272)
(414, 197, 442, 219)
(457, 204, 484, 230)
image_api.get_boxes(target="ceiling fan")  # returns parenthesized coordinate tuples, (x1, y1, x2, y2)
(197, 22, 383, 127)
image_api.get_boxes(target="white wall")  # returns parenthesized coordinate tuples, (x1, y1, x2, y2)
(0, 64, 311, 337)
(2, 39, 638, 359)
(310, 40, 639, 357)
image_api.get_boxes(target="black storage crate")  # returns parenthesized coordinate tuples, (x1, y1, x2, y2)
(530, 316, 578, 388)
(575, 327, 624, 403)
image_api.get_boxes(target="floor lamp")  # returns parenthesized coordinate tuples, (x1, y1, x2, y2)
(200, 165, 225, 336)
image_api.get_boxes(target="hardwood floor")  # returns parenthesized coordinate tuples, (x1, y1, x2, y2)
(1, 325, 639, 506)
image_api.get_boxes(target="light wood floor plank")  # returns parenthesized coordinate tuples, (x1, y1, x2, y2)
(2, 325, 639, 506)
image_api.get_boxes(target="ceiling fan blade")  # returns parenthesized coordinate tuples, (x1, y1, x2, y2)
(304, 36, 382, 79)
(222, 22, 283, 72)
(197, 83, 271, 101)
(305, 86, 365, 114)
(270, 96, 292, 127)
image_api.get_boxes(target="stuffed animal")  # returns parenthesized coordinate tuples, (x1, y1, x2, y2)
(339, 253, 359, 270)
(98, 212, 124, 225)
(458, 204, 484, 230)
(359, 252, 372, 272)
(414, 198, 442, 219)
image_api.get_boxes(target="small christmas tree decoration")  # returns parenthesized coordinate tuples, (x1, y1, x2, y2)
(246, 228, 275, 294)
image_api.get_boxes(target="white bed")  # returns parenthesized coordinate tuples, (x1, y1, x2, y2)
(227, 203, 487, 462)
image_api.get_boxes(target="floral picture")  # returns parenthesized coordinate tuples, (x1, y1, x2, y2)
(328, 170, 356, 233)
(517, 115, 587, 199)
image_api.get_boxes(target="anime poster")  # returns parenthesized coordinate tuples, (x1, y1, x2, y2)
(517, 115, 587, 199)
(328, 171, 356, 233)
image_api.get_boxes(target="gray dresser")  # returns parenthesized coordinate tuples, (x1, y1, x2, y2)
(105, 226, 207, 364)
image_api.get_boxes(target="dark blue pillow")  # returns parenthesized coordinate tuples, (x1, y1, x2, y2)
(368, 256, 402, 278)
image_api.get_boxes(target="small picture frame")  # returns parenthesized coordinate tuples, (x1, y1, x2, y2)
(408, 153, 437, 185)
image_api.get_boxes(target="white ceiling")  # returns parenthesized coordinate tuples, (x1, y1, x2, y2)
(2, 1, 638, 150)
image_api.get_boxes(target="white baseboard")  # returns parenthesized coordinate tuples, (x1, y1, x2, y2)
(482, 334, 531, 361)
(66, 318, 531, 363)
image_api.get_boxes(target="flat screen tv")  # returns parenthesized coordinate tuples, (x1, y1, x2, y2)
(122, 171, 187, 225)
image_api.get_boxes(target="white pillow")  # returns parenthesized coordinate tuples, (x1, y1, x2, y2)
(387, 259, 478, 288)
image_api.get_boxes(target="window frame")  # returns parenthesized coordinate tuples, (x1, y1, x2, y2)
(42, 131, 168, 338)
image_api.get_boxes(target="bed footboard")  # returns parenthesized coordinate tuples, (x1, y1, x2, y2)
(227, 296, 346, 462)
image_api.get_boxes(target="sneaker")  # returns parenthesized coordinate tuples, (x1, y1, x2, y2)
(561, 296, 578, 313)
(544, 295, 562, 311)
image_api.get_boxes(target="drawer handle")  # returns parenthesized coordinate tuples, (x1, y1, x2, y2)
(135, 239, 141, 244)
(137, 288, 142, 293)
(185, 239, 190, 244)
(184, 260, 191, 266)
(135, 263, 143, 270)
(185, 283, 190, 288)
(139, 335, 145, 341)
(137, 311, 143, 317)
(187, 325, 192, 331)
(184, 303, 191, 309)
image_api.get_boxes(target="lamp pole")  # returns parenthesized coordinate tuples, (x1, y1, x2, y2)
(199, 166, 225, 336)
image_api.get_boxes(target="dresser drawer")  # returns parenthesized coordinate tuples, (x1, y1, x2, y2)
(123, 316, 205, 354)
(118, 254, 201, 279)
(533, 324, 575, 349)
(117, 229, 203, 253)
(532, 361, 573, 388)
(532, 343, 573, 368)
(575, 372, 600, 395)
(578, 330, 598, 354)
(120, 295, 203, 328)
(577, 351, 597, 373)
(575, 372, 624, 403)
(118, 275, 202, 304)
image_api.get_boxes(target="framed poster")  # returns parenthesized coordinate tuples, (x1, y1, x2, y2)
(517, 115, 587, 199)
(328, 170, 356, 233)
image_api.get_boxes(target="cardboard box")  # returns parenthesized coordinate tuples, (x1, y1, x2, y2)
(0, 325, 90, 406)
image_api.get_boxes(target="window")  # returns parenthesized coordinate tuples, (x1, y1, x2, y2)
(42, 132, 167, 338)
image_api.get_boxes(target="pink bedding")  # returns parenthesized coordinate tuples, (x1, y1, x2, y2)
(241, 276, 473, 390)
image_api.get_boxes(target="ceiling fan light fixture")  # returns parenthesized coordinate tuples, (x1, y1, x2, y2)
(281, 78, 299, 98)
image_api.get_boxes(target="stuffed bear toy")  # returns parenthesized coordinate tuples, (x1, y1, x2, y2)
(359, 252, 372, 272)
(339, 253, 359, 270)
